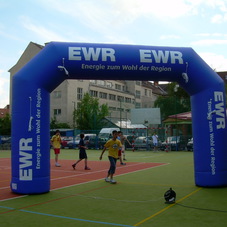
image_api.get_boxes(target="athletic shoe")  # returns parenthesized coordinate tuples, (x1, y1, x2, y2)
(110, 179, 117, 184)
(85, 166, 91, 170)
(72, 164, 76, 170)
(55, 163, 61, 167)
(121, 163, 126, 165)
(123, 158, 127, 161)
(105, 177, 110, 182)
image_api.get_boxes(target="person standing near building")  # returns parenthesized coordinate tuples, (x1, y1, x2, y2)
(72, 133, 91, 170)
(51, 130, 62, 167)
(152, 132, 159, 152)
(99, 130, 122, 184)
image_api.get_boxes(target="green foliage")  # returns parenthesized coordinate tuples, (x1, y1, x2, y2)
(154, 82, 191, 120)
(0, 113, 11, 135)
(50, 116, 70, 129)
(167, 82, 191, 98)
(74, 93, 109, 130)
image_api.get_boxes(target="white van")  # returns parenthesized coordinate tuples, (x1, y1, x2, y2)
(98, 128, 120, 140)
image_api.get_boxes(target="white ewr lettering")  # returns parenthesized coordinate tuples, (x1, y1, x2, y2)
(140, 49, 184, 64)
(69, 47, 116, 62)
(214, 91, 225, 129)
(19, 138, 33, 180)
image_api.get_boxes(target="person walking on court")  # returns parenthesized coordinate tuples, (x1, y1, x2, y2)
(50, 129, 62, 167)
(99, 130, 122, 184)
(72, 133, 91, 170)
(118, 131, 131, 161)
(117, 131, 126, 165)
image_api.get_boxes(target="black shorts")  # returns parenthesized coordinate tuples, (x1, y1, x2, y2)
(79, 150, 87, 159)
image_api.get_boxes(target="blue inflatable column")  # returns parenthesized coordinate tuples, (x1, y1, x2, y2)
(191, 83, 227, 187)
(11, 77, 50, 194)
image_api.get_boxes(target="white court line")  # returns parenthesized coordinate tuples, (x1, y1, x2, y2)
(51, 162, 159, 181)
(0, 186, 10, 190)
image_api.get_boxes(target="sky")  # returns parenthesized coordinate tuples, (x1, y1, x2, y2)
(1, 0, 227, 108)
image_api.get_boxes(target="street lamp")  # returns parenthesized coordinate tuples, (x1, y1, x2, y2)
(119, 97, 123, 130)
(174, 84, 179, 150)
(72, 101, 76, 143)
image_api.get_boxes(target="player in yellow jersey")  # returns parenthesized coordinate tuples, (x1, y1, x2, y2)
(51, 130, 62, 167)
(99, 130, 122, 184)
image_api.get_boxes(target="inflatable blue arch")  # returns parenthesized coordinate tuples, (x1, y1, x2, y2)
(11, 42, 227, 194)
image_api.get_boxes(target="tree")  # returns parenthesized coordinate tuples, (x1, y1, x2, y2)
(74, 93, 109, 130)
(154, 82, 191, 120)
(50, 116, 70, 129)
(0, 113, 11, 135)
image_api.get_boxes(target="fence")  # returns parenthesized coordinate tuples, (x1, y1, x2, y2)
(127, 127, 192, 151)
(0, 126, 192, 151)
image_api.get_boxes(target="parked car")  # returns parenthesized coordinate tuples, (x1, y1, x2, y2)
(98, 128, 120, 141)
(186, 138, 193, 151)
(0, 136, 11, 150)
(0, 136, 11, 144)
(84, 136, 107, 149)
(124, 135, 137, 149)
(66, 134, 97, 149)
(160, 136, 187, 151)
(61, 137, 73, 149)
(133, 136, 152, 150)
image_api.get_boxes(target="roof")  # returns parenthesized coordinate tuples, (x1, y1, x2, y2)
(168, 111, 192, 120)
(162, 111, 192, 125)
(142, 81, 168, 96)
(0, 108, 10, 118)
(8, 42, 44, 72)
(115, 120, 146, 129)
(217, 71, 227, 84)
(105, 117, 146, 129)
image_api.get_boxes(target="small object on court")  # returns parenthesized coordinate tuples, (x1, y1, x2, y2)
(164, 188, 176, 204)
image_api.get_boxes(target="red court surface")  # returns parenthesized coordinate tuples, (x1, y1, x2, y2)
(0, 158, 166, 201)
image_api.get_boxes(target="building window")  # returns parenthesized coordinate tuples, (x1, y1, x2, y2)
(90, 80, 96, 84)
(109, 94, 116, 100)
(115, 84, 121, 90)
(117, 108, 124, 112)
(109, 106, 116, 111)
(54, 109, 61, 115)
(97, 80, 105, 86)
(145, 89, 147, 96)
(149, 90, 152, 97)
(99, 92, 107, 99)
(136, 81, 141, 85)
(117, 96, 124, 102)
(125, 97, 131, 103)
(53, 91, 61, 98)
(106, 81, 112, 88)
(77, 87, 83, 100)
(90, 90, 98, 97)
(135, 102, 141, 108)
(136, 90, 141, 99)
